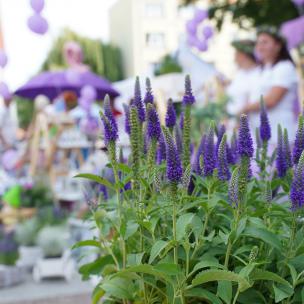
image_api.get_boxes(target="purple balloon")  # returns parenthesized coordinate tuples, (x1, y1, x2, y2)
(202, 26, 214, 39)
(0, 82, 11, 99)
(195, 39, 208, 52)
(27, 13, 48, 35)
(194, 9, 208, 23)
(0, 50, 8, 68)
(65, 69, 81, 85)
(80, 85, 97, 102)
(292, 0, 304, 5)
(187, 34, 198, 47)
(186, 20, 197, 35)
(30, 0, 45, 13)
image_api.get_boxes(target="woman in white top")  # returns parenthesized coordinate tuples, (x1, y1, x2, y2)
(227, 39, 259, 117)
(242, 26, 299, 144)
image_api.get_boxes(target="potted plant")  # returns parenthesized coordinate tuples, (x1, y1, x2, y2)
(33, 225, 75, 282)
(0, 225, 24, 288)
(15, 217, 43, 269)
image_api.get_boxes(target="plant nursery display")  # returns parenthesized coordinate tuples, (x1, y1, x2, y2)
(74, 76, 304, 304)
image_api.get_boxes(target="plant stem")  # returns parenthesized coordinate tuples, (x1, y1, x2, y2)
(232, 289, 240, 304)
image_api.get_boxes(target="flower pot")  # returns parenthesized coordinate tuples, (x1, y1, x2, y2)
(0, 265, 25, 288)
(17, 246, 43, 269)
(33, 250, 75, 282)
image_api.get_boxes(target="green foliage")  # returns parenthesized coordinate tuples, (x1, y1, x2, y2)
(0, 227, 19, 266)
(41, 28, 124, 82)
(16, 97, 34, 129)
(15, 217, 40, 247)
(154, 54, 183, 76)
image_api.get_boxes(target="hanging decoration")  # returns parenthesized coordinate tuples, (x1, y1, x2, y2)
(27, 0, 48, 35)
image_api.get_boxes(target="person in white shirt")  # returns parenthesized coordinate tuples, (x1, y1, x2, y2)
(241, 26, 299, 144)
(227, 39, 259, 117)
(0, 95, 18, 150)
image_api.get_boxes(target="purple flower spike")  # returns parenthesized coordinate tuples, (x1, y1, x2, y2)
(290, 150, 304, 210)
(259, 100, 271, 142)
(104, 95, 118, 133)
(183, 75, 195, 105)
(194, 135, 206, 175)
(217, 134, 231, 181)
(216, 124, 226, 154)
(134, 76, 146, 122)
(147, 104, 161, 141)
(157, 132, 166, 164)
(144, 78, 154, 105)
(123, 104, 131, 135)
(100, 112, 118, 145)
(163, 128, 183, 183)
(284, 128, 292, 168)
(293, 115, 304, 164)
(165, 99, 177, 128)
(203, 122, 216, 176)
(276, 125, 288, 178)
(99, 184, 108, 200)
(238, 114, 254, 158)
(175, 126, 183, 155)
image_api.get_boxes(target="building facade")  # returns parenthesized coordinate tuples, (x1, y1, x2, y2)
(109, 0, 182, 78)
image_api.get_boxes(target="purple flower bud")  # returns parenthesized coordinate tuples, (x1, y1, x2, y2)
(203, 122, 216, 176)
(290, 150, 304, 210)
(293, 115, 304, 164)
(284, 128, 292, 168)
(194, 135, 206, 174)
(99, 184, 108, 200)
(276, 125, 288, 177)
(134, 77, 146, 122)
(147, 104, 161, 140)
(164, 128, 183, 183)
(144, 78, 154, 105)
(123, 104, 131, 135)
(157, 132, 166, 164)
(182, 75, 195, 105)
(229, 167, 240, 207)
(165, 99, 177, 128)
(238, 114, 254, 158)
(216, 124, 226, 155)
(259, 100, 271, 142)
(217, 134, 231, 181)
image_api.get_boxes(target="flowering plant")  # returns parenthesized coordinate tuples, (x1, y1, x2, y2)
(75, 77, 304, 304)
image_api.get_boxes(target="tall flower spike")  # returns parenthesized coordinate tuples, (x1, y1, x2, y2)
(182, 75, 195, 105)
(144, 78, 154, 105)
(100, 112, 118, 146)
(238, 114, 254, 158)
(134, 76, 146, 122)
(203, 121, 216, 176)
(104, 95, 118, 133)
(284, 128, 292, 168)
(175, 126, 183, 156)
(290, 150, 304, 210)
(276, 125, 288, 178)
(259, 99, 271, 142)
(293, 115, 304, 164)
(157, 131, 166, 164)
(146, 104, 161, 141)
(255, 127, 262, 150)
(194, 135, 206, 175)
(217, 134, 231, 181)
(216, 124, 226, 155)
(165, 99, 177, 129)
(123, 104, 131, 135)
(163, 128, 183, 183)
(229, 167, 240, 207)
(129, 105, 140, 181)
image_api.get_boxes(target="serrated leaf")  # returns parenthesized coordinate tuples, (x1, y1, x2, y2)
(154, 263, 182, 275)
(250, 269, 292, 288)
(217, 281, 232, 304)
(123, 220, 139, 240)
(193, 257, 224, 272)
(116, 163, 132, 174)
(176, 213, 195, 241)
(75, 173, 115, 190)
(72, 239, 101, 250)
(101, 277, 134, 300)
(185, 288, 222, 304)
(273, 284, 294, 303)
(79, 255, 114, 279)
(149, 240, 169, 264)
(192, 270, 251, 292)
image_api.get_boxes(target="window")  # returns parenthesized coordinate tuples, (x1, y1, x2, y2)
(146, 33, 165, 48)
(145, 3, 164, 18)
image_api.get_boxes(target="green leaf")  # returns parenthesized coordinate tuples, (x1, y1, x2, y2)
(237, 288, 267, 304)
(154, 263, 182, 276)
(239, 264, 256, 279)
(193, 257, 224, 272)
(92, 285, 105, 304)
(273, 284, 294, 303)
(236, 216, 247, 239)
(127, 253, 144, 267)
(116, 163, 132, 174)
(149, 240, 169, 264)
(287, 263, 297, 285)
(192, 270, 251, 292)
(79, 255, 114, 279)
(72, 239, 101, 250)
(74, 173, 115, 190)
(185, 288, 222, 304)
(243, 227, 282, 251)
(250, 269, 292, 287)
(123, 220, 139, 240)
(176, 213, 195, 241)
(101, 277, 134, 300)
(217, 281, 232, 304)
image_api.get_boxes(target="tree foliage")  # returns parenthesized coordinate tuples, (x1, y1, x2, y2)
(41, 29, 124, 82)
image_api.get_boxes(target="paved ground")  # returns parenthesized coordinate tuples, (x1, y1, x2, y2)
(0, 275, 92, 304)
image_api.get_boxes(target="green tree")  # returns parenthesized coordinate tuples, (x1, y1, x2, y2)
(154, 54, 183, 76)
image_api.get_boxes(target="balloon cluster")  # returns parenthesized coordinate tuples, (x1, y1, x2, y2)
(186, 9, 214, 52)
(27, 0, 48, 35)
